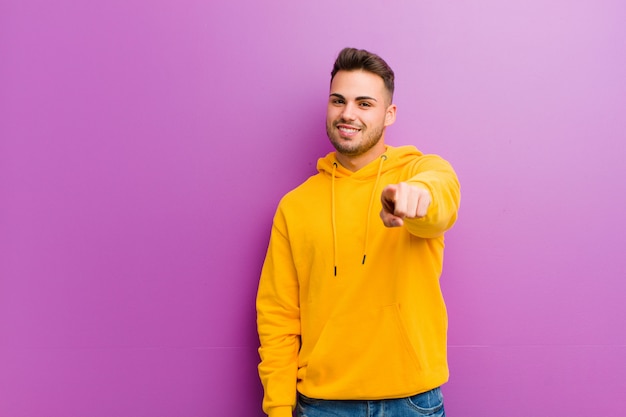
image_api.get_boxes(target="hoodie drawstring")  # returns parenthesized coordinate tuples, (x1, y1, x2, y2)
(362, 155, 387, 265)
(331, 155, 387, 276)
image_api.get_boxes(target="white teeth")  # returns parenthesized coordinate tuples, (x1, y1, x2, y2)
(339, 127, 359, 133)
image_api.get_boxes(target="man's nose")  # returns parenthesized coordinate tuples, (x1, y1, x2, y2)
(341, 103, 357, 121)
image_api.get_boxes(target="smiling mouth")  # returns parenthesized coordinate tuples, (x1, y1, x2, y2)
(337, 125, 361, 135)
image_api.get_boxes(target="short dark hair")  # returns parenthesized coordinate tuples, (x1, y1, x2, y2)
(330, 47, 395, 100)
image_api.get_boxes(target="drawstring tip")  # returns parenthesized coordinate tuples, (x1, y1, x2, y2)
(362, 255, 366, 265)
(334, 266, 337, 276)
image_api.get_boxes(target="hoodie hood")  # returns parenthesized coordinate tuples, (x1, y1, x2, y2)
(317, 145, 424, 179)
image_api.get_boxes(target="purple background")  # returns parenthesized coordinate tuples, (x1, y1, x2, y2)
(1, 1, 625, 416)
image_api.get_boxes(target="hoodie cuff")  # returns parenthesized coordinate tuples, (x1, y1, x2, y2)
(267, 406, 294, 417)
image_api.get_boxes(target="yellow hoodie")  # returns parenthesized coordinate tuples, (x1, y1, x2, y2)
(257, 145, 460, 417)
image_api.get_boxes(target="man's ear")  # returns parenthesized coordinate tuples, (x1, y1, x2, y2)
(384, 103, 397, 127)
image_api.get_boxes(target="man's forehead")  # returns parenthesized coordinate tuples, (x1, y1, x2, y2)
(330, 70, 386, 98)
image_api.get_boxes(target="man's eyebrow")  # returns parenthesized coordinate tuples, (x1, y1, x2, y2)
(329, 93, 378, 102)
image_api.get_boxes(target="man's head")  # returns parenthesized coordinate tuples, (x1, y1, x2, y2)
(330, 47, 395, 105)
(326, 48, 397, 170)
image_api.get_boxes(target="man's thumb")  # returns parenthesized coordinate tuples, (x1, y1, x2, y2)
(381, 184, 398, 212)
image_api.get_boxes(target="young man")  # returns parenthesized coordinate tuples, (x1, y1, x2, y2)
(257, 47, 461, 417)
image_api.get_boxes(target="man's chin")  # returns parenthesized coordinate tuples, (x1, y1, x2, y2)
(329, 139, 358, 156)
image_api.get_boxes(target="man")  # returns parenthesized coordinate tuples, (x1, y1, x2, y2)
(257, 47, 460, 417)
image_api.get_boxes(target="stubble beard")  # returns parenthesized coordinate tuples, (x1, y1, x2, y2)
(326, 120, 385, 157)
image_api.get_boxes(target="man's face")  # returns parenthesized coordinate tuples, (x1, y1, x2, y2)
(326, 70, 396, 159)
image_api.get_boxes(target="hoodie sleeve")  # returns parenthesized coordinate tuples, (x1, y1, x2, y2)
(403, 154, 461, 238)
(256, 205, 301, 417)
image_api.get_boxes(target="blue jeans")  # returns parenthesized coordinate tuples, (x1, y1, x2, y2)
(296, 387, 445, 417)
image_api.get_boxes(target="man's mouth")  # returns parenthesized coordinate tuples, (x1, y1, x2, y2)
(337, 124, 361, 136)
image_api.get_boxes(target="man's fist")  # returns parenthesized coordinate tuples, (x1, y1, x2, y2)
(380, 182, 431, 227)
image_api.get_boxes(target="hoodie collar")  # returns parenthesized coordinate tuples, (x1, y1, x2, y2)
(317, 145, 422, 179)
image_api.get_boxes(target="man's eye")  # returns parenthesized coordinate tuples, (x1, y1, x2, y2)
(359, 102, 371, 107)
(333, 99, 344, 104)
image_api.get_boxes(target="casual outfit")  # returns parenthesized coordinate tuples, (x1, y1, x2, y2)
(257, 145, 460, 417)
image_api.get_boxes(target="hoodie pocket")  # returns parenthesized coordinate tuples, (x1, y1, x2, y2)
(304, 304, 422, 398)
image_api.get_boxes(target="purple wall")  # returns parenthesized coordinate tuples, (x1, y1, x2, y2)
(1, 1, 624, 416)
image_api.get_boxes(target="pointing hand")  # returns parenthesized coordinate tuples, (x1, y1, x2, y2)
(380, 183, 431, 227)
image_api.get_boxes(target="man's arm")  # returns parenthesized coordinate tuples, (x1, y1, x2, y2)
(257, 208, 301, 417)
(380, 154, 460, 238)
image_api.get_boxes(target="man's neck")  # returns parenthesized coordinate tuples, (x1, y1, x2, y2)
(335, 143, 387, 172)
